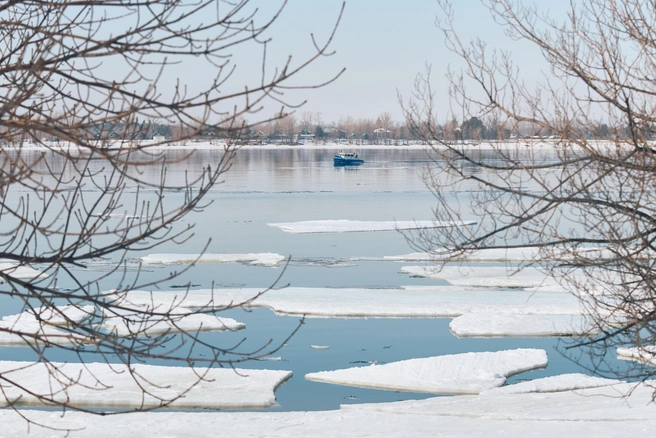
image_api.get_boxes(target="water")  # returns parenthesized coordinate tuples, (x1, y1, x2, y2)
(0, 147, 633, 411)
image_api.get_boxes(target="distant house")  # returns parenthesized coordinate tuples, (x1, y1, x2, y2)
(322, 127, 346, 141)
(295, 129, 315, 144)
(373, 128, 391, 143)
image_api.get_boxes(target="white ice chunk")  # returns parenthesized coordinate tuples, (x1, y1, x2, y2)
(305, 349, 548, 394)
(617, 346, 656, 366)
(111, 287, 581, 319)
(310, 345, 330, 349)
(449, 312, 593, 337)
(102, 306, 245, 336)
(140, 253, 285, 267)
(480, 373, 622, 396)
(0, 361, 291, 409)
(0, 305, 95, 346)
(268, 219, 475, 234)
(401, 265, 565, 290)
(0, 263, 48, 280)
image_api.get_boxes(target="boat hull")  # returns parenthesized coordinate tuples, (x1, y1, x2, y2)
(333, 157, 364, 166)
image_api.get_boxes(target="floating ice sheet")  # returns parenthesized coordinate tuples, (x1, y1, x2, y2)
(480, 373, 622, 396)
(102, 306, 245, 336)
(401, 265, 565, 290)
(449, 312, 592, 337)
(111, 287, 581, 319)
(140, 253, 285, 267)
(305, 349, 548, 394)
(0, 361, 291, 409)
(0, 306, 95, 346)
(268, 219, 475, 234)
(0, 262, 47, 280)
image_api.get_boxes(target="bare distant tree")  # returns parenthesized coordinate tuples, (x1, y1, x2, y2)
(0, 0, 344, 429)
(404, 0, 656, 385)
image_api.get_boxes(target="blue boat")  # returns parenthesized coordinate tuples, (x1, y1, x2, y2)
(333, 151, 364, 166)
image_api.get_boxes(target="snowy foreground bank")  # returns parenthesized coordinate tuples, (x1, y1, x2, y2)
(3, 379, 656, 437)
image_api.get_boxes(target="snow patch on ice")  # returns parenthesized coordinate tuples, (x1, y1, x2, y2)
(0, 306, 95, 346)
(481, 373, 622, 395)
(140, 253, 285, 267)
(401, 265, 565, 290)
(268, 219, 475, 234)
(102, 305, 245, 336)
(305, 349, 548, 394)
(449, 312, 593, 337)
(110, 287, 581, 319)
(0, 361, 291, 409)
(0, 263, 48, 280)
(617, 346, 656, 366)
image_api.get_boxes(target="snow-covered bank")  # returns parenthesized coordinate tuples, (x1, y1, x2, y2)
(140, 253, 285, 267)
(0, 361, 290, 409)
(2, 379, 655, 437)
(305, 349, 548, 394)
(268, 219, 475, 234)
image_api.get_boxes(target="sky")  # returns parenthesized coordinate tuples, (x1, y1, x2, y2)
(240, 0, 569, 124)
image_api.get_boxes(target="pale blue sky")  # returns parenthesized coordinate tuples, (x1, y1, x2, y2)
(248, 0, 565, 124)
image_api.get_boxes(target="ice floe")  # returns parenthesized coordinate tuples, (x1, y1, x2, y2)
(480, 373, 622, 395)
(0, 262, 48, 280)
(268, 219, 475, 234)
(385, 247, 608, 262)
(617, 346, 656, 366)
(0, 361, 291, 409)
(0, 306, 95, 346)
(102, 306, 245, 336)
(140, 253, 285, 267)
(305, 349, 548, 394)
(401, 265, 565, 290)
(449, 312, 592, 337)
(110, 286, 581, 318)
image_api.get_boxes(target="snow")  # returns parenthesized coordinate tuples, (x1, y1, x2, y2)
(0, 306, 95, 346)
(310, 345, 330, 349)
(449, 312, 593, 337)
(110, 286, 581, 318)
(305, 349, 548, 394)
(268, 219, 476, 234)
(401, 265, 565, 290)
(0, 262, 48, 280)
(480, 373, 622, 395)
(102, 306, 245, 336)
(140, 253, 285, 267)
(0, 361, 291, 409)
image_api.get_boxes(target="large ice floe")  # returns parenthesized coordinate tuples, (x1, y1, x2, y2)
(0, 262, 47, 280)
(101, 305, 245, 336)
(449, 312, 593, 337)
(0, 361, 290, 409)
(109, 286, 581, 318)
(401, 265, 565, 290)
(305, 349, 548, 394)
(140, 253, 285, 267)
(0, 305, 95, 346)
(268, 219, 475, 234)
